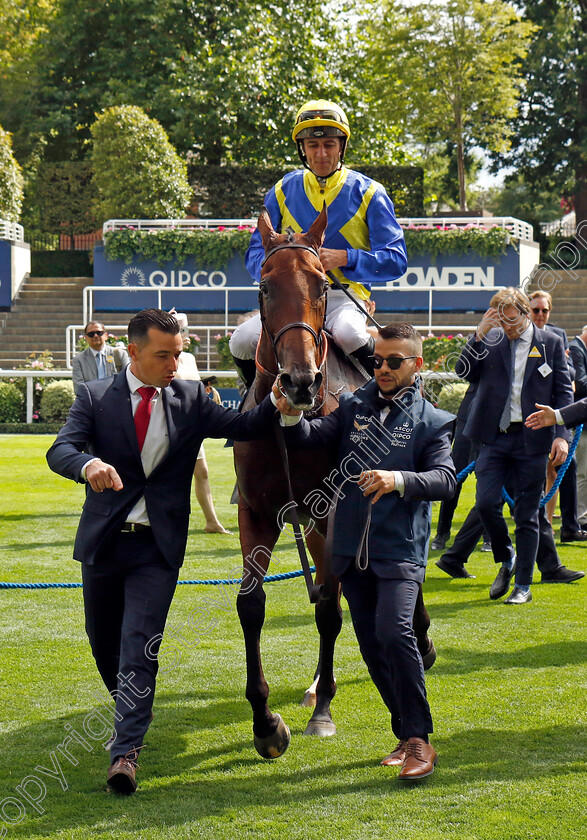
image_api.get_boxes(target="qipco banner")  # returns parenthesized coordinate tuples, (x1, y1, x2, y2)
(93, 240, 540, 313)
(93, 246, 257, 312)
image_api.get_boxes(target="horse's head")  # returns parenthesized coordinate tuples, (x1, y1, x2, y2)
(257, 205, 329, 410)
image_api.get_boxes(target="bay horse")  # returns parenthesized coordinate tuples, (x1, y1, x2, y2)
(234, 205, 434, 759)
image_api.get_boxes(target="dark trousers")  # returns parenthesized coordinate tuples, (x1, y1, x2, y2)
(441, 503, 561, 577)
(82, 529, 179, 758)
(339, 563, 433, 741)
(559, 456, 580, 533)
(435, 420, 479, 537)
(475, 431, 550, 586)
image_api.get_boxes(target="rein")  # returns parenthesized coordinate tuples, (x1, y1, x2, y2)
(272, 415, 325, 604)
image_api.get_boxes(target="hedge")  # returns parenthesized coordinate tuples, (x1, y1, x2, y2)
(31, 251, 92, 277)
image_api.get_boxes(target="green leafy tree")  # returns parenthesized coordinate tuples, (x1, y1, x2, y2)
(91, 106, 192, 222)
(363, 0, 535, 210)
(0, 0, 56, 159)
(0, 125, 24, 221)
(493, 1, 587, 227)
(6, 0, 353, 167)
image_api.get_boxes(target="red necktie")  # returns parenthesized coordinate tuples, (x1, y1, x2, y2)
(134, 386, 156, 452)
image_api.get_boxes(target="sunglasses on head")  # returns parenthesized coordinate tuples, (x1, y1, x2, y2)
(86, 330, 105, 337)
(531, 308, 549, 314)
(369, 355, 418, 370)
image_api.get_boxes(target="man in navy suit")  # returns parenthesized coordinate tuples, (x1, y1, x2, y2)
(274, 323, 456, 780)
(455, 288, 574, 604)
(47, 309, 276, 794)
(528, 290, 587, 542)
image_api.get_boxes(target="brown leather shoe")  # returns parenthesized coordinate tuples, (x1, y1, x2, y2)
(107, 750, 140, 794)
(380, 740, 407, 766)
(398, 737, 437, 780)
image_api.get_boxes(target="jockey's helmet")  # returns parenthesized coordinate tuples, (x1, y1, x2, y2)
(292, 100, 350, 173)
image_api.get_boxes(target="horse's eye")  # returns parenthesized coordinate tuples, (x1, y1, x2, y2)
(259, 281, 269, 295)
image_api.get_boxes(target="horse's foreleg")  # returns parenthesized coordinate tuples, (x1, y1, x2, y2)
(413, 582, 437, 670)
(236, 500, 290, 759)
(304, 581, 342, 737)
(303, 527, 342, 735)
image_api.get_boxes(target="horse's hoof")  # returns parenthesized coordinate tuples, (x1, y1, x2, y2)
(253, 714, 291, 759)
(300, 689, 317, 708)
(422, 639, 437, 671)
(303, 718, 336, 737)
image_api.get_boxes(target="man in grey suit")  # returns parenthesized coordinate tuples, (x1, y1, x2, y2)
(72, 321, 129, 393)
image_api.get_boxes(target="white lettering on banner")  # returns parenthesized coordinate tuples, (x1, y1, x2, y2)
(386, 266, 495, 289)
(147, 269, 228, 288)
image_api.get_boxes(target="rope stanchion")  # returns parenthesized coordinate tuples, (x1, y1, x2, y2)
(0, 567, 316, 591)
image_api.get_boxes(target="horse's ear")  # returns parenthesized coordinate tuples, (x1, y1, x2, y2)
(257, 207, 279, 250)
(306, 203, 328, 249)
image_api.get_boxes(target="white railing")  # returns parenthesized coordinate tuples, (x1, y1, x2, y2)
(0, 219, 24, 242)
(540, 220, 576, 237)
(0, 370, 72, 423)
(103, 219, 256, 234)
(399, 216, 534, 242)
(0, 368, 238, 422)
(102, 216, 534, 241)
(65, 323, 235, 370)
(82, 284, 255, 329)
(81, 283, 502, 349)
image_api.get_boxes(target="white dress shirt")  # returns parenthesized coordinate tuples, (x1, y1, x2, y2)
(125, 368, 169, 524)
(81, 368, 169, 525)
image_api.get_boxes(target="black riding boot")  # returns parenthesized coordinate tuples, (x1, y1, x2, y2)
(232, 356, 257, 391)
(349, 336, 375, 377)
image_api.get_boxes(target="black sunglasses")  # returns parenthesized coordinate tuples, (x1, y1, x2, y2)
(369, 355, 418, 370)
(86, 330, 105, 337)
(531, 308, 549, 314)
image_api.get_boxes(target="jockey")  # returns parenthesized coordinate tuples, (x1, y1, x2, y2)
(229, 99, 408, 386)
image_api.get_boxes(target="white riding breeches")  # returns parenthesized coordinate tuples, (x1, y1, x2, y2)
(229, 289, 368, 360)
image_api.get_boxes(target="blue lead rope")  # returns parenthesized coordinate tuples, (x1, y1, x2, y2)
(0, 567, 315, 591)
(3, 423, 583, 591)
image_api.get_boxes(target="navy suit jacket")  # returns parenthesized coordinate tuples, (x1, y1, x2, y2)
(560, 397, 587, 428)
(569, 336, 587, 400)
(47, 371, 274, 567)
(455, 324, 573, 454)
(284, 380, 456, 574)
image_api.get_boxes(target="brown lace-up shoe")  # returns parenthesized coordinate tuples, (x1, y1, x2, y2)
(107, 748, 141, 794)
(398, 737, 437, 780)
(380, 740, 407, 766)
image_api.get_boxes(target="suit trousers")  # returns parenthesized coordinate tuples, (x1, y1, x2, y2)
(82, 529, 179, 759)
(435, 423, 481, 537)
(338, 563, 433, 741)
(575, 432, 587, 526)
(441, 502, 561, 576)
(475, 430, 549, 586)
(558, 455, 580, 533)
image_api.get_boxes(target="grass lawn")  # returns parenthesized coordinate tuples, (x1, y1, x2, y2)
(0, 435, 585, 840)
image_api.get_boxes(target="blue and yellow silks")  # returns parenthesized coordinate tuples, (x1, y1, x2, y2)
(245, 167, 407, 300)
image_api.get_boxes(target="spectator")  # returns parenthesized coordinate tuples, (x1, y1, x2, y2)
(202, 375, 222, 404)
(455, 287, 573, 604)
(569, 325, 587, 528)
(72, 321, 129, 393)
(528, 291, 586, 541)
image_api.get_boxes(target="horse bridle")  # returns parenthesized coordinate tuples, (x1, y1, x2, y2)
(257, 238, 328, 378)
